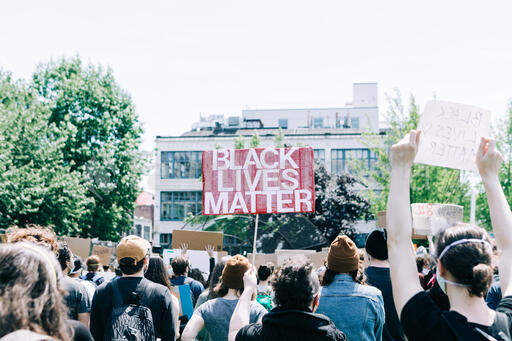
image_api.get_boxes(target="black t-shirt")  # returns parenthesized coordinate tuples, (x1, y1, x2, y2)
(61, 276, 91, 320)
(90, 277, 175, 341)
(401, 291, 512, 341)
(365, 266, 405, 341)
(67, 320, 93, 341)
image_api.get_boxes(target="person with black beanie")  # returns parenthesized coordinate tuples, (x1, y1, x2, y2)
(365, 229, 405, 341)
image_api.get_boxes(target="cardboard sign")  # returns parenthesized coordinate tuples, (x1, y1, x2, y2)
(308, 252, 328, 269)
(0, 234, 6, 243)
(202, 147, 315, 215)
(91, 245, 113, 266)
(411, 203, 463, 236)
(415, 100, 491, 172)
(63, 237, 91, 260)
(379, 210, 427, 240)
(171, 230, 223, 252)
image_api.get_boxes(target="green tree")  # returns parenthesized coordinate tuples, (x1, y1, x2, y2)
(31, 57, 146, 240)
(476, 101, 512, 229)
(234, 135, 245, 149)
(362, 90, 471, 220)
(0, 71, 92, 235)
(249, 130, 260, 148)
(274, 128, 284, 148)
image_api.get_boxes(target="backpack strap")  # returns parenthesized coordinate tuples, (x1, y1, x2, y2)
(488, 311, 512, 341)
(138, 279, 156, 308)
(111, 279, 124, 308)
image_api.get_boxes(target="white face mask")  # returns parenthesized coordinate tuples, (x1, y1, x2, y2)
(436, 237, 491, 294)
(436, 268, 470, 294)
(422, 268, 429, 276)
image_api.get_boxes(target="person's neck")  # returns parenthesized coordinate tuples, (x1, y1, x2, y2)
(223, 288, 241, 299)
(448, 285, 494, 325)
(259, 280, 270, 286)
(123, 270, 144, 278)
(369, 259, 389, 268)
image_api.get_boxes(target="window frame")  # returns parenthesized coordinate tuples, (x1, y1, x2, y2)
(160, 191, 203, 221)
(160, 151, 203, 179)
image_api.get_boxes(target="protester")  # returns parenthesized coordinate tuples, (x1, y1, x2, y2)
(181, 255, 267, 341)
(90, 235, 176, 341)
(416, 254, 434, 290)
(256, 263, 274, 311)
(386, 131, 512, 340)
(316, 235, 385, 341)
(0, 242, 93, 341)
(228, 257, 347, 341)
(196, 257, 229, 307)
(69, 257, 96, 302)
(189, 267, 208, 288)
(194, 257, 230, 341)
(171, 255, 205, 305)
(81, 255, 105, 287)
(101, 265, 116, 282)
(364, 229, 405, 341)
(144, 255, 181, 340)
(57, 242, 91, 326)
(5, 226, 93, 340)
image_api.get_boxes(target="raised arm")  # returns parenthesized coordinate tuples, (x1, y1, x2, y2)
(386, 130, 423, 315)
(476, 138, 512, 296)
(228, 268, 257, 341)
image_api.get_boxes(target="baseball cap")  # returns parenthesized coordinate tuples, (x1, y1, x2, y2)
(116, 235, 151, 265)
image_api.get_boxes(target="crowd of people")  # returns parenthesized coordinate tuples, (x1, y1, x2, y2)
(2, 131, 512, 340)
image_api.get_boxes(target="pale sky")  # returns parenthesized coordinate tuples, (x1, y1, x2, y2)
(1, 0, 512, 152)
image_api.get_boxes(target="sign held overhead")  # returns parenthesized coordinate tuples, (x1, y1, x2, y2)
(415, 100, 491, 172)
(202, 147, 315, 215)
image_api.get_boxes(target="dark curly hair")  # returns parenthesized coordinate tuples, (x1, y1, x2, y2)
(272, 257, 319, 311)
(57, 242, 72, 272)
(0, 243, 71, 340)
(7, 225, 59, 255)
(436, 223, 493, 297)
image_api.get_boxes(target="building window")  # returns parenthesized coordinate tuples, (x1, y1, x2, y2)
(313, 117, 324, 128)
(135, 224, 142, 237)
(144, 226, 150, 240)
(160, 191, 203, 221)
(278, 119, 288, 129)
(351, 117, 360, 129)
(313, 149, 325, 164)
(331, 148, 374, 174)
(160, 233, 171, 245)
(161, 151, 202, 179)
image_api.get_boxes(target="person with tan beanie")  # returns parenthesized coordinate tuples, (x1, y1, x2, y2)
(182, 255, 267, 341)
(316, 235, 385, 341)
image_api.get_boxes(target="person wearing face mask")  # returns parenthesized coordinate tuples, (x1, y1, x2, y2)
(387, 131, 512, 341)
(416, 254, 434, 290)
(90, 235, 176, 341)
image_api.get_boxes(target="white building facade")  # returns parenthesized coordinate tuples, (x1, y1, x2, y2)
(153, 83, 381, 247)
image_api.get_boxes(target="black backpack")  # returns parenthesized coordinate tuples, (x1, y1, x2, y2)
(104, 279, 156, 341)
(444, 310, 512, 341)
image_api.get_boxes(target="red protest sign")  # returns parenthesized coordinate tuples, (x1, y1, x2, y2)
(202, 147, 315, 215)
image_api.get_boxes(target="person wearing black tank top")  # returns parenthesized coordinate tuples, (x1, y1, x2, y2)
(387, 131, 512, 341)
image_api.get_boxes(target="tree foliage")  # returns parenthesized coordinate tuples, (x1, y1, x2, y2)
(0, 72, 92, 235)
(0, 57, 145, 240)
(476, 101, 512, 229)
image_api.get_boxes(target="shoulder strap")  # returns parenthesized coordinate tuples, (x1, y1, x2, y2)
(138, 279, 155, 307)
(111, 279, 124, 308)
(489, 311, 511, 341)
